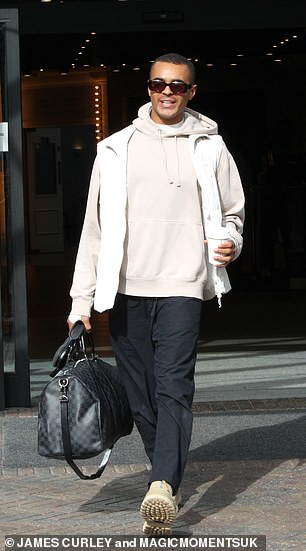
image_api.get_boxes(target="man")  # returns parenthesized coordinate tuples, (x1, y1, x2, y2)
(68, 53, 245, 535)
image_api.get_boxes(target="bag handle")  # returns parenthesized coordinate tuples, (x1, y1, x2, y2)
(50, 321, 94, 377)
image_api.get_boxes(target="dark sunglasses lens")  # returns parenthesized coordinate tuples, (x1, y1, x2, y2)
(149, 80, 166, 92)
(170, 82, 187, 94)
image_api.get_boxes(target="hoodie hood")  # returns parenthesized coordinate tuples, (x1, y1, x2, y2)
(133, 102, 218, 137)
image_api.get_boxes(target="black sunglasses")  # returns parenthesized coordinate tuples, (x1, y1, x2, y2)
(147, 79, 193, 95)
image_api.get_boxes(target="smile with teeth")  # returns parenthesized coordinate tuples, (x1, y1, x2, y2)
(161, 100, 175, 106)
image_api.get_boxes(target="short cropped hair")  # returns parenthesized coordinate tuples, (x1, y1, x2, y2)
(150, 53, 196, 84)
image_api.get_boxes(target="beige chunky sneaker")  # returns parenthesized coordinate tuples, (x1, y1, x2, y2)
(140, 481, 182, 535)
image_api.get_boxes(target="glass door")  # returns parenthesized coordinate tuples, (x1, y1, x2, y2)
(0, 9, 30, 409)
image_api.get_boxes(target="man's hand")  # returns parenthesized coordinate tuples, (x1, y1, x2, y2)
(213, 240, 236, 267)
(67, 315, 92, 332)
(205, 239, 236, 267)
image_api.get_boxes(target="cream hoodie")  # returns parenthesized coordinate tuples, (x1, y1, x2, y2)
(119, 106, 214, 299)
(69, 103, 245, 316)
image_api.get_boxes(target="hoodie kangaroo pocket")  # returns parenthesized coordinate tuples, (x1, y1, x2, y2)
(124, 220, 206, 282)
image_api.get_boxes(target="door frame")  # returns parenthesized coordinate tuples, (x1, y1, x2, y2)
(0, 9, 30, 409)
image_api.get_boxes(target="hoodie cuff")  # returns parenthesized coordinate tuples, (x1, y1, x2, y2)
(227, 222, 243, 260)
(68, 314, 82, 324)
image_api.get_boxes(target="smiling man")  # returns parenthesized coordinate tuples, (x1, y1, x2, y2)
(68, 53, 245, 535)
(148, 58, 197, 124)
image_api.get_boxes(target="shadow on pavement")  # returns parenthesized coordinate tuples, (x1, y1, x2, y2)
(79, 412, 306, 533)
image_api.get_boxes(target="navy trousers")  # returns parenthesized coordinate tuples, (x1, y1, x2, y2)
(109, 293, 202, 493)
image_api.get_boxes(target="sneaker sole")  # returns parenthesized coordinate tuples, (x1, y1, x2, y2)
(140, 493, 177, 523)
(143, 520, 172, 535)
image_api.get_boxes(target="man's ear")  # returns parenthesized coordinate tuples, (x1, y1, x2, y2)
(189, 84, 197, 101)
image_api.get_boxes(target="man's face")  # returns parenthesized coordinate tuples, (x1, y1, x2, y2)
(148, 61, 197, 125)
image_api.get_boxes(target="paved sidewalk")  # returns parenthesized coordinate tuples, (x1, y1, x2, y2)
(1, 401, 306, 551)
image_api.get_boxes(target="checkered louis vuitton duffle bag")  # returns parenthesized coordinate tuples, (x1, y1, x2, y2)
(37, 321, 134, 479)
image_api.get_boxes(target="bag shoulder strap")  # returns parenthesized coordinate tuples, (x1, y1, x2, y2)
(60, 392, 112, 480)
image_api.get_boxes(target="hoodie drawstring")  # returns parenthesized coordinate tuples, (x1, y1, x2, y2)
(175, 137, 182, 188)
(158, 130, 182, 188)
